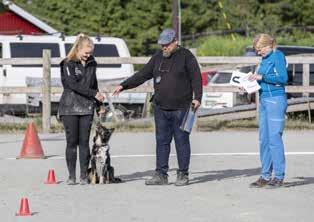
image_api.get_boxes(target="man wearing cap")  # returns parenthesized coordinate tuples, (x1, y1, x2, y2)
(113, 28, 202, 186)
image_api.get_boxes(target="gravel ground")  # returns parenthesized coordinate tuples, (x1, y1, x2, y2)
(0, 130, 313, 222)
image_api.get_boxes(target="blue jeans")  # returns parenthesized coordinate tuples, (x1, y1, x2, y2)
(154, 105, 191, 176)
(259, 95, 287, 180)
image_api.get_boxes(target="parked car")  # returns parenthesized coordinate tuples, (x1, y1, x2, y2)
(201, 70, 250, 109)
(201, 69, 217, 86)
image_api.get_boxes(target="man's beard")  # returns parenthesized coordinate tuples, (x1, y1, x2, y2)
(162, 51, 171, 58)
(162, 45, 178, 58)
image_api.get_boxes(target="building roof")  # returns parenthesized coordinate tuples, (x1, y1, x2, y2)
(2, 0, 58, 34)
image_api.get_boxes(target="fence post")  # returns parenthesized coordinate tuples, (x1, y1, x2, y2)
(42, 50, 51, 133)
(303, 64, 311, 123)
(303, 64, 310, 97)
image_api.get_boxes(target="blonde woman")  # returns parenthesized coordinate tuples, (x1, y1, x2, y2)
(58, 34, 104, 185)
(248, 34, 288, 188)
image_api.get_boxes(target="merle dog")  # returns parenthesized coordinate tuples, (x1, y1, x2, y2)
(89, 123, 122, 184)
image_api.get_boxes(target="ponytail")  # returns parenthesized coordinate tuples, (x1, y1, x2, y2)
(66, 33, 94, 61)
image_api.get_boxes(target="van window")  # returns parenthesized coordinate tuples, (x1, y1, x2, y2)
(65, 43, 121, 68)
(10, 43, 60, 67)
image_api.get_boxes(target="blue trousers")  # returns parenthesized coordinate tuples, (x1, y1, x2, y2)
(259, 95, 287, 180)
(154, 105, 191, 176)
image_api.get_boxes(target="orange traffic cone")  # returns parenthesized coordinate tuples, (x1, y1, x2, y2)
(16, 198, 32, 216)
(44, 169, 57, 184)
(18, 122, 45, 159)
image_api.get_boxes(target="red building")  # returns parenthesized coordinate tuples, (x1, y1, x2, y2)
(0, 0, 57, 35)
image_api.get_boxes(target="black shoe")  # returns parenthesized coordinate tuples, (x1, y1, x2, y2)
(175, 170, 189, 186)
(66, 177, 76, 185)
(145, 172, 168, 185)
(267, 178, 284, 188)
(250, 177, 270, 188)
(79, 178, 89, 185)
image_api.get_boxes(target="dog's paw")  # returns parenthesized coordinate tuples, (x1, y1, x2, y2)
(99, 177, 104, 184)
(112, 177, 123, 183)
(90, 174, 97, 184)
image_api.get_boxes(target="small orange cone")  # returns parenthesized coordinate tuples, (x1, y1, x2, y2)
(44, 169, 57, 184)
(16, 198, 32, 216)
(18, 122, 45, 159)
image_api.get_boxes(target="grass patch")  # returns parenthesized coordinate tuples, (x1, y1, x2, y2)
(197, 35, 251, 56)
(276, 32, 314, 47)
(2, 116, 314, 133)
(102, 119, 154, 132)
(197, 118, 258, 131)
(197, 117, 314, 131)
(0, 121, 64, 134)
(0, 118, 155, 133)
(0, 123, 28, 133)
(197, 34, 314, 56)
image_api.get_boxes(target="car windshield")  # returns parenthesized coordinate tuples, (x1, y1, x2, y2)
(212, 72, 232, 84)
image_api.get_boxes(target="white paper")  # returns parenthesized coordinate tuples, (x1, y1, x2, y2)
(239, 74, 261, 94)
(229, 71, 260, 94)
(229, 71, 247, 87)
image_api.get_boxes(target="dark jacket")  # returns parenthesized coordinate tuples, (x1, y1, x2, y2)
(120, 46, 202, 110)
(58, 56, 101, 116)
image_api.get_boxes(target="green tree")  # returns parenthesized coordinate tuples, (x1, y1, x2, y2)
(12, 0, 314, 55)
(14, 0, 172, 55)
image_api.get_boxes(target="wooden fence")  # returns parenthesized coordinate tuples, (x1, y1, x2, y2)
(1, 49, 314, 132)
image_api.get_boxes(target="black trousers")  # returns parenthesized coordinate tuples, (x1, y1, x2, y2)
(62, 115, 94, 180)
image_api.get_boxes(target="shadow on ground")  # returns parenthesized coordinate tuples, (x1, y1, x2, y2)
(283, 177, 314, 188)
(189, 168, 260, 185)
(119, 168, 261, 185)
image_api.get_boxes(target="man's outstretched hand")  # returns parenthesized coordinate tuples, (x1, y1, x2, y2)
(113, 85, 123, 96)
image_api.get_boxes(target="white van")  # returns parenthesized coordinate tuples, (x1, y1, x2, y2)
(0, 34, 146, 114)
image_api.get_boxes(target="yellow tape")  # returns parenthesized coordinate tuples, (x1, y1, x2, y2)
(218, 1, 223, 9)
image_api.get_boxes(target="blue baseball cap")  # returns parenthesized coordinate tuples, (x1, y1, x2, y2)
(157, 28, 176, 45)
